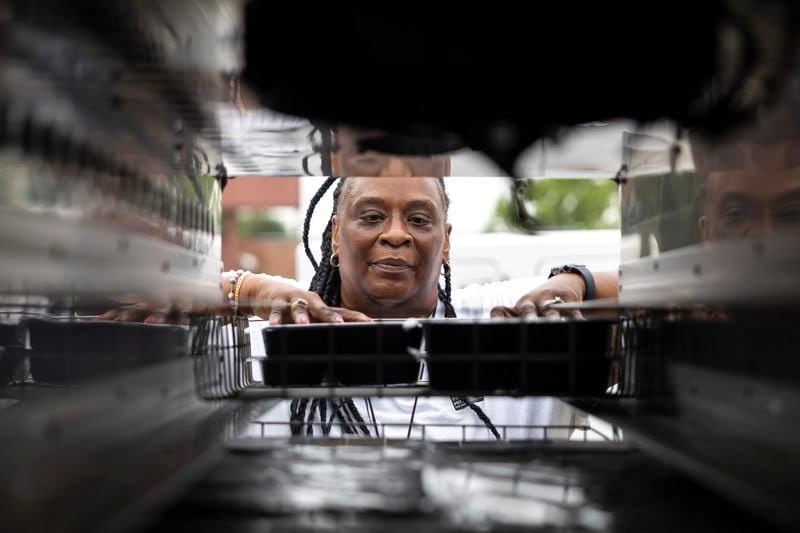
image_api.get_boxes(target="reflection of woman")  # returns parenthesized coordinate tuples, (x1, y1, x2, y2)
(235, 175, 617, 439)
(691, 104, 800, 243)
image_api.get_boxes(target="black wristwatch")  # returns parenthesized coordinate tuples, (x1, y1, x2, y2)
(548, 264, 596, 301)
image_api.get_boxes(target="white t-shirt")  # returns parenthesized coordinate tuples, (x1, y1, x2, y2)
(249, 275, 583, 441)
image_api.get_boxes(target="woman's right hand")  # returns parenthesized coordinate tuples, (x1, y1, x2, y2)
(242, 275, 372, 325)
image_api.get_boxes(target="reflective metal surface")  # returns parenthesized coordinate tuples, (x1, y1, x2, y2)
(146, 440, 772, 533)
(0, 3, 250, 532)
(620, 77, 800, 304)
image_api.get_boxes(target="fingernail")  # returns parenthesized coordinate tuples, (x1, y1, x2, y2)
(334, 315, 344, 323)
(269, 318, 279, 325)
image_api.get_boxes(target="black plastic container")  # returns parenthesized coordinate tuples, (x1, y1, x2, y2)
(27, 318, 188, 384)
(262, 321, 423, 386)
(424, 318, 614, 395)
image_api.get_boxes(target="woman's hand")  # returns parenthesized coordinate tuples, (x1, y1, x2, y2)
(490, 273, 587, 320)
(243, 275, 372, 325)
(490, 270, 619, 320)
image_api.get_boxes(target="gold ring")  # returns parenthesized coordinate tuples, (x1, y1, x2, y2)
(541, 296, 564, 307)
(290, 298, 309, 309)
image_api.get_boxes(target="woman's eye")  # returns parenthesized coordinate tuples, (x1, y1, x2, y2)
(409, 215, 431, 226)
(774, 204, 800, 225)
(360, 213, 383, 223)
(722, 205, 747, 224)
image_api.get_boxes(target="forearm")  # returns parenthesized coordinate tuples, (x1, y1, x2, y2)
(593, 271, 619, 300)
(238, 272, 266, 315)
(219, 271, 283, 316)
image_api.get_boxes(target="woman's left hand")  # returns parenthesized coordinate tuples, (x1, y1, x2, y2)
(490, 273, 587, 320)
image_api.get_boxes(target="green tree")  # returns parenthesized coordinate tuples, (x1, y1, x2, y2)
(486, 179, 619, 231)
(236, 211, 287, 238)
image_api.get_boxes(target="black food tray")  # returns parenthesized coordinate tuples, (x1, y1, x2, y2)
(262, 321, 423, 386)
(27, 318, 188, 384)
(424, 318, 614, 395)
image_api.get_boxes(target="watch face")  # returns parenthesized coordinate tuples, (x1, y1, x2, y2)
(550, 264, 587, 278)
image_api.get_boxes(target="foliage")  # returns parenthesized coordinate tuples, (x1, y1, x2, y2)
(486, 179, 619, 231)
(236, 211, 287, 238)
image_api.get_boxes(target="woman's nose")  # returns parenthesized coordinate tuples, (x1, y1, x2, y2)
(378, 156, 415, 177)
(379, 216, 412, 246)
(744, 214, 772, 236)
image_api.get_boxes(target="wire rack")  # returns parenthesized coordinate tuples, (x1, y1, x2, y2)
(0, 301, 257, 400)
(249, 420, 619, 444)
(192, 314, 255, 399)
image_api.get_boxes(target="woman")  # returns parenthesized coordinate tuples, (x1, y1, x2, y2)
(236, 173, 617, 440)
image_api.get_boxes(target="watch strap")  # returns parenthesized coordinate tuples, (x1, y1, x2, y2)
(548, 264, 596, 301)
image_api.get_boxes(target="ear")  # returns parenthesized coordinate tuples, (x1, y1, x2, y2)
(331, 215, 341, 256)
(699, 215, 710, 244)
(443, 222, 452, 263)
(331, 153, 340, 176)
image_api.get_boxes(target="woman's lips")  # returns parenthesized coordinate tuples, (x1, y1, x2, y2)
(371, 259, 413, 273)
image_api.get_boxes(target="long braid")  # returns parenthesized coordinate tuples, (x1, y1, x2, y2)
(307, 179, 345, 306)
(464, 398, 502, 440)
(306, 399, 319, 436)
(344, 397, 371, 435)
(319, 397, 328, 432)
(323, 401, 337, 435)
(301, 177, 338, 271)
(334, 399, 357, 435)
(289, 398, 309, 436)
(438, 262, 457, 318)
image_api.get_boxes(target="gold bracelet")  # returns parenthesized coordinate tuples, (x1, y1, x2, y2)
(233, 271, 252, 316)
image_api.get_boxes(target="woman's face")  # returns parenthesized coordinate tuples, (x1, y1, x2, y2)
(331, 126, 451, 177)
(332, 177, 451, 318)
(699, 141, 800, 242)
